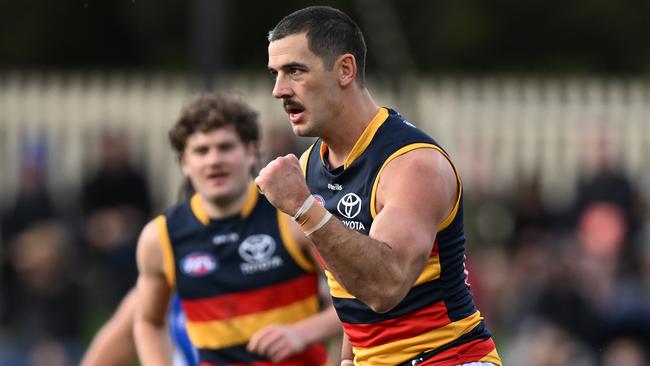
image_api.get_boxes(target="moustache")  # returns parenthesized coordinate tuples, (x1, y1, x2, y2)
(283, 99, 305, 110)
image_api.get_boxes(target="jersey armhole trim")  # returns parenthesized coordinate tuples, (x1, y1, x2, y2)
(370, 143, 463, 231)
(300, 144, 315, 177)
(155, 215, 176, 287)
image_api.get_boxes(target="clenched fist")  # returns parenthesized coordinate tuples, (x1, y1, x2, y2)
(255, 154, 311, 216)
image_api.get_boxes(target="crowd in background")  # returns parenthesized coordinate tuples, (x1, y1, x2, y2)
(0, 131, 150, 366)
(0, 124, 649, 366)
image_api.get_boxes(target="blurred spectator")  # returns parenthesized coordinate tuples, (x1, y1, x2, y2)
(465, 246, 510, 332)
(1, 137, 55, 242)
(510, 176, 554, 248)
(504, 317, 594, 366)
(81, 130, 151, 306)
(82, 130, 151, 218)
(602, 336, 649, 366)
(573, 135, 638, 243)
(1, 137, 57, 332)
(27, 339, 71, 366)
(524, 201, 650, 358)
(1, 221, 83, 366)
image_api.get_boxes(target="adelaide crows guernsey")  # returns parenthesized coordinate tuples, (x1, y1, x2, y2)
(156, 183, 328, 366)
(303, 108, 501, 366)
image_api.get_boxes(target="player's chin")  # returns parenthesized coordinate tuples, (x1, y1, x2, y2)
(202, 185, 233, 201)
(290, 124, 314, 138)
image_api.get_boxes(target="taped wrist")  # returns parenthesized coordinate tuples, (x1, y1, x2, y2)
(293, 195, 332, 236)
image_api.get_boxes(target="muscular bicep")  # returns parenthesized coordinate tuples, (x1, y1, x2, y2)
(135, 219, 172, 327)
(370, 148, 458, 284)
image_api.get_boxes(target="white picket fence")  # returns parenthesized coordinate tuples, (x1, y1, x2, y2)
(1, 72, 648, 211)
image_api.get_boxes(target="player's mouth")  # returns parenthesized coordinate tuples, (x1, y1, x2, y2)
(284, 101, 306, 124)
(206, 172, 228, 185)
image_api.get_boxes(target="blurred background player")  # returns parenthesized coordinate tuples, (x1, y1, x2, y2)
(133, 93, 341, 365)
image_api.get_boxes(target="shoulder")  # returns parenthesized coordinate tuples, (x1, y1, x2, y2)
(136, 216, 166, 270)
(382, 147, 455, 188)
(375, 147, 457, 218)
(140, 216, 164, 245)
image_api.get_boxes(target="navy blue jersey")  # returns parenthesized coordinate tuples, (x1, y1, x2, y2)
(155, 183, 328, 366)
(303, 107, 501, 366)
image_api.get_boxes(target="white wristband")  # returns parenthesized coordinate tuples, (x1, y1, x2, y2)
(304, 211, 332, 236)
(293, 195, 315, 221)
(341, 360, 354, 366)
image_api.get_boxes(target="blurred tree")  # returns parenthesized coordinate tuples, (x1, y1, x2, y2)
(0, 0, 648, 75)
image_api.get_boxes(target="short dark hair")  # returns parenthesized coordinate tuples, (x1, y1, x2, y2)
(268, 6, 367, 85)
(169, 93, 259, 156)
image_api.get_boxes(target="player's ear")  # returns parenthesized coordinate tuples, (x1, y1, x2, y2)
(337, 54, 356, 87)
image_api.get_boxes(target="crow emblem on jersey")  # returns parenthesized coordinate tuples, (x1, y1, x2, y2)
(337, 193, 362, 219)
(238, 234, 283, 274)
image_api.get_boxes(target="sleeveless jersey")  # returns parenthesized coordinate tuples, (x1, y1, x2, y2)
(156, 183, 328, 366)
(303, 108, 501, 366)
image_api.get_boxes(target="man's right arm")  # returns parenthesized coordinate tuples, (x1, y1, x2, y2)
(133, 219, 174, 366)
(256, 150, 455, 313)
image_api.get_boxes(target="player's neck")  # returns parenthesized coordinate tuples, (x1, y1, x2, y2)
(323, 89, 379, 168)
(200, 181, 253, 219)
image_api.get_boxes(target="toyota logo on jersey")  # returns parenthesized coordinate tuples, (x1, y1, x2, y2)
(337, 193, 362, 219)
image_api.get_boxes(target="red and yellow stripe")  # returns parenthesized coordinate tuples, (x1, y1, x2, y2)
(420, 337, 501, 366)
(183, 274, 317, 321)
(183, 274, 319, 349)
(351, 311, 485, 365)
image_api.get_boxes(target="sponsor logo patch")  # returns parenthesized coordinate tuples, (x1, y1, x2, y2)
(181, 252, 218, 277)
(238, 234, 283, 274)
(212, 232, 239, 246)
(337, 193, 362, 219)
(328, 183, 343, 191)
(313, 194, 325, 206)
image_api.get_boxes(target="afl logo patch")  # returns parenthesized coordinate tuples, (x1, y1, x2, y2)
(181, 252, 218, 277)
(337, 193, 362, 219)
(313, 194, 325, 206)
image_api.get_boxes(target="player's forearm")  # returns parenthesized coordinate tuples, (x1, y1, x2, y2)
(341, 333, 354, 362)
(255, 156, 422, 312)
(81, 326, 137, 366)
(309, 219, 415, 313)
(292, 305, 342, 345)
(134, 320, 172, 366)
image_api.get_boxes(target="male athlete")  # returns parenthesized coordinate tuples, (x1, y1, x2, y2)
(133, 93, 341, 365)
(257, 6, 501, 366)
